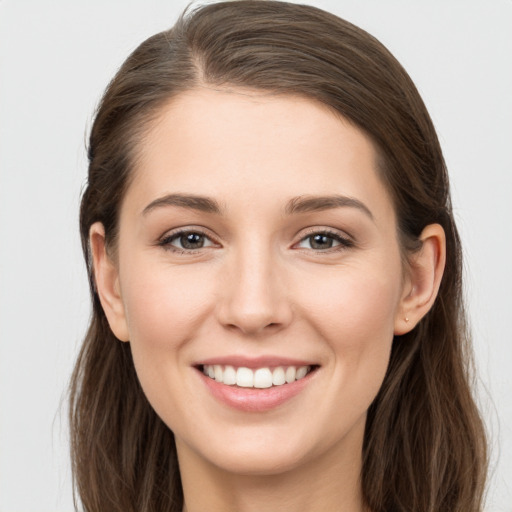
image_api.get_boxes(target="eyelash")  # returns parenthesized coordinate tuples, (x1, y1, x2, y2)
(158, 228, 218, 254)
(295, 228, 354, 252)
(158, 228, 354, 254)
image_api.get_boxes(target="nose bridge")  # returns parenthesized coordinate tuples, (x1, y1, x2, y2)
(218, 236, 290, 334)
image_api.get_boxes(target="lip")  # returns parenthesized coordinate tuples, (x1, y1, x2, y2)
(195, 355, 316, 369)
(194, 357, 319, 413)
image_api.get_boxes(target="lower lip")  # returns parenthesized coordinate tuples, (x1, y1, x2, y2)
(198, 370, 316, 412)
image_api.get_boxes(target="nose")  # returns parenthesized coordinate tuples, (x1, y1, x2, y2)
(216, 243, 293, 336)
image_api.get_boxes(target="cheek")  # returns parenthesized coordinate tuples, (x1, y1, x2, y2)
(292, 264, 401, 407)
(117, 259, 218, 410)
(117, 261, 221, 435)
(120, 261, 215, 347)
(296, 262, 401, 343)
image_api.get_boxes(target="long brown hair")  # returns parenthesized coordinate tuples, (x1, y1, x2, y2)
(70, 2, 487, 510)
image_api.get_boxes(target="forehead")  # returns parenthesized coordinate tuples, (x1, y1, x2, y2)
(123, 87, 394, 222)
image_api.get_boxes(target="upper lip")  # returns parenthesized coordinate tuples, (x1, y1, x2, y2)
(194, 355, 318, 369)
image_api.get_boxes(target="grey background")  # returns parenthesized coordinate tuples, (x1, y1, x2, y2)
(1, 1, 511, 510)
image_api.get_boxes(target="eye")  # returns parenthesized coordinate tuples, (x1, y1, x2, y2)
(296, 231, 353, 251)
(160, 230, 216, 251)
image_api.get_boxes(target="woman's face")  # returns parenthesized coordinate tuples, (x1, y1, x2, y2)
(106, 88, 411, 475)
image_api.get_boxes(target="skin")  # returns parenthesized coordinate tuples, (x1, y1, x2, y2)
(91, 88, 446, 512)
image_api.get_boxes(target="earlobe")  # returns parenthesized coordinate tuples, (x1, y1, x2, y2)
(89, 222, 130, 342)
(394, 224, 446, 335)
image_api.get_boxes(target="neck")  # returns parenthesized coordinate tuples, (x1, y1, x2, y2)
(177, 426, 366, 512)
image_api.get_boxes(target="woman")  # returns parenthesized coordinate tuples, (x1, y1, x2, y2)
(69, 1, 487, 511)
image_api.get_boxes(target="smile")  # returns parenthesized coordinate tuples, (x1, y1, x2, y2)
(202, 364, 313, 388)
(196, 360, 319, 412)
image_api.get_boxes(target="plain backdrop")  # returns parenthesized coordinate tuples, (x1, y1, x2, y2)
(0, 1, 511, 510)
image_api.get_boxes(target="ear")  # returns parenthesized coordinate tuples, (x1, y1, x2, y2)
(394, 223, 446, 335)
(89, 222, 130, 342)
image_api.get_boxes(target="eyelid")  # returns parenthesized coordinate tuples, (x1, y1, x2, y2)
(157, 226, 220, 252)
(293, 227, 355, 251)
(156, 225, 354, 253)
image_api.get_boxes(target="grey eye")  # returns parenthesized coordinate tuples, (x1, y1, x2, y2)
(164, 231, 215, 250)
(298, 233, 342, 250)
(309, 234, 336, 249)
(178, 232, 206, 249)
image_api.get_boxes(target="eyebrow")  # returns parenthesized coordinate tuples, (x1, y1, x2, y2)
(284, 194, 374, 220)
(142, 193, 223, 216)
(142, 192, 373, 220)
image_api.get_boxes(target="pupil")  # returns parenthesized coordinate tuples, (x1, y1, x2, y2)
(311, 234, 332, 249)
(181, 233, 204, 249)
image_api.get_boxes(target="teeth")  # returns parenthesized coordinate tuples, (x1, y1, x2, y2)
(223, 365, 237, 385)
(296, 366, 308, 379)
(202, 364, 312, 388)
(236, 367, 254, 388)
(285, 366, 296, 383)
(254, 368, 273, 388)
(272, 367, 285, 386)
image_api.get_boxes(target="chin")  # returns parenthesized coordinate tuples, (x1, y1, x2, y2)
(182, 418, 358, 478)
(209, 443, 310, 477)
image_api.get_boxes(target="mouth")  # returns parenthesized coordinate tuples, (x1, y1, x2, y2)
(194, 359, 320, 412)
(198, 364, 318, 389)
